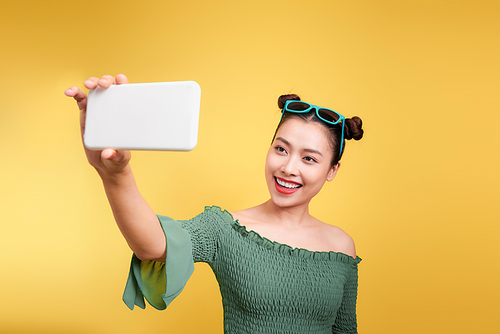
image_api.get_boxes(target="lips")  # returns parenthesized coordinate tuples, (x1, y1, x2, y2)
(274, 177, 302, 194)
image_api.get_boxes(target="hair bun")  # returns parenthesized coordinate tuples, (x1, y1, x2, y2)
(277, 94, 301, 109)
(344, 116, 364, 140)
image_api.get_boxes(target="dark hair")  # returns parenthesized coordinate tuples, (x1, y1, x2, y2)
(272, 94, 364, 166)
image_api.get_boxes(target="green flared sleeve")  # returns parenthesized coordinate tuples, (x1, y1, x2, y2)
(122, 215, 195, 310)
(332, 257, 362, 334)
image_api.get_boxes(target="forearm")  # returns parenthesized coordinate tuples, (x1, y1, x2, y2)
(67, 75, 165, 261)
(100, 166, 166, 262)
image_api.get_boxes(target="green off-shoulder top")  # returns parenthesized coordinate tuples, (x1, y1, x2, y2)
(123, 206, 361, 334)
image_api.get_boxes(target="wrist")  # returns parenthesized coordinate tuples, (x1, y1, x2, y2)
(97, 164, 134, 187)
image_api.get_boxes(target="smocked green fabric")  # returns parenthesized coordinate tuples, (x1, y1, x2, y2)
(123, 206, 361, 334)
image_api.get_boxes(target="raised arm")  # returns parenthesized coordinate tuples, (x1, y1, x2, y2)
(65, 74, 166, 262)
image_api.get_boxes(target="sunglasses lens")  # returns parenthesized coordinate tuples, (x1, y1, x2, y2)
(286, 101, 310, 112)
(317, 109, 340, 123)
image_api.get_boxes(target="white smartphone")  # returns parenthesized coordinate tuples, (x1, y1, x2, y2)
(84, 81, 201, 151)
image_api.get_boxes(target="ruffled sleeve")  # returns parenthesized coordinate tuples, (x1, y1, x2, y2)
(332, 256, 362, 334)
(122, 215, 195, 310)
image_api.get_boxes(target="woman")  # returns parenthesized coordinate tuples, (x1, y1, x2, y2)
(65, 74, 364, 333)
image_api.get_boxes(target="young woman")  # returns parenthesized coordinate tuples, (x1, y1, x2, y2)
(65, 74, 364, 334)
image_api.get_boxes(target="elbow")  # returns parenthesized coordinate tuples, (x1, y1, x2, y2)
(133, 241, 166, 262)
(129, 232, 166, 262)
(135, 249, 166, 262)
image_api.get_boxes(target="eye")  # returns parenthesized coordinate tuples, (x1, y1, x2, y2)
(303, 156, 318, 163)
(274, 146, 287, 154)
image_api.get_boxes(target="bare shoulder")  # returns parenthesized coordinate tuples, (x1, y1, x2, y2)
(229, 208, 257, 222)
(322, 223, 357, 259)
(229, 205, 266, 225)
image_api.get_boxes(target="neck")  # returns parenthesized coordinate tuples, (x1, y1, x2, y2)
(260, 199, 312, 228)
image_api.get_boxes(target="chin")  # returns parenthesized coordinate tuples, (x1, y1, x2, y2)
(269, 194, 307, 209)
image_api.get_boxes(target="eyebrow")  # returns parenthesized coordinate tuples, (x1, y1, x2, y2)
(275, 137, 324, 157)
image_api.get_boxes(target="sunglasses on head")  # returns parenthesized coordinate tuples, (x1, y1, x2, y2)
(281, 100, 346, 156)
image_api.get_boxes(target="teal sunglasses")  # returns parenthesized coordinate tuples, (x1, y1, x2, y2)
(281, 100, 346, 156)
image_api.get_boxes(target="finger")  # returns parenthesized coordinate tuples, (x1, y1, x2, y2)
(65, 86, 88, 111)
(98, 75, 116, 89)
(64, 86, 79, 97)
(102, 148, 131, 167)
(84, 77, 99, 90)
(116, 74, 129, 85)
(102, 148, 116, 160)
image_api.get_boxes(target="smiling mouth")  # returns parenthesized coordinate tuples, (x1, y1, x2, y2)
(274, 177, 302, 194)
(275, 177, 302, 189)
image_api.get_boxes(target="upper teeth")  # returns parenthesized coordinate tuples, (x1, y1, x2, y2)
(276, 178, 300, 189)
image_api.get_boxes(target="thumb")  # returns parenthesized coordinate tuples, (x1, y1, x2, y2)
(102, 148, 117, 161)
(101, 149, 131, 169)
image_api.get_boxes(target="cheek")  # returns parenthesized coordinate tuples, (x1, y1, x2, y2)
(264, 153, 273, 181)
(302, 168, 329, 189)
(265, 151, 279, 172)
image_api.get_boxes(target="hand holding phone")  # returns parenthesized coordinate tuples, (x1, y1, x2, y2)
(65, 75, 132, 176)
(84, 80, 201, 151)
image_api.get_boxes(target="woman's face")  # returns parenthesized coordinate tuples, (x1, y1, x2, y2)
(265, 117, 339, 209)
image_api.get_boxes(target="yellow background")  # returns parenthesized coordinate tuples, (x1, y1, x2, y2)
(1, 0, 498, 333)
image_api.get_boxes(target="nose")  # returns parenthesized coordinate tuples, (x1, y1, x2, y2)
(281, 156, 299, 176)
